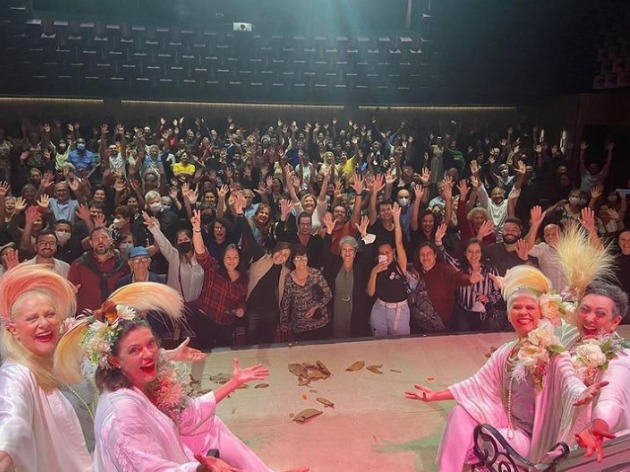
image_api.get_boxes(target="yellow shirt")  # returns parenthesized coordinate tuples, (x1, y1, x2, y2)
(172, 162, 196, 176)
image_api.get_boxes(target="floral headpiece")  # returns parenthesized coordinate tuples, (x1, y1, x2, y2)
(81, 301, 141, 369)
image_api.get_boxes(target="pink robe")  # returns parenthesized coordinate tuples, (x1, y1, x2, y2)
(439, 340, 589, 471)
(94, 387, 272, 472)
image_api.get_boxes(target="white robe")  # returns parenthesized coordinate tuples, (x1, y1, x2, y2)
(560, 324, 630, 436)
(440, 341, 589, 471)
(0, 362, 92, 472)
(93, 387, 272, 472)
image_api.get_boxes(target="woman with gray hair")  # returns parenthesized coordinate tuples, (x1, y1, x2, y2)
(322, 213, 375, 338)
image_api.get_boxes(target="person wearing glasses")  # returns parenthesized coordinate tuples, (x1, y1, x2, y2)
(116, 246, 166, 287)
(21, 230, 70, 278)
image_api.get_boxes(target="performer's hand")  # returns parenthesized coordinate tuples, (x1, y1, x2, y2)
(575, 419, 616, 463)
(166, 337, 206, 362)
(194, 453, 242, 472)
(405, 384, 439, 402)
(574, 380, 609, 406)
(232, 358, 269, 387)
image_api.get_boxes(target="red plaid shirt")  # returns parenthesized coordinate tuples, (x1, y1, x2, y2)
(197, 250, 248, 325)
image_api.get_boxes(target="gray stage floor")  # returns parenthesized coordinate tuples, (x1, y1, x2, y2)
(189, 326, 630, 472)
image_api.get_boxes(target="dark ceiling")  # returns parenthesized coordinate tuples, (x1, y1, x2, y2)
(0, 0, 621, 104)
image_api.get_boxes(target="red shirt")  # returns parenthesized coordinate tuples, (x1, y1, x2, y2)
(197, 250, 248, 325)
(67, 252, 129, 313)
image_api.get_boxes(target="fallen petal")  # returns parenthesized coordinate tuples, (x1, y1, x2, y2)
(345, 361, 365, 371)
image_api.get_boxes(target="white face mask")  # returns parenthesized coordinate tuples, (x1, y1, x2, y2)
(149, 202, 162, 213)
(119, 242, 133, 253)
(55, 231, 71, 244)
(397, 197, 410, 207)
(113, 218, 125, 228)
(569, 197, 581, 206)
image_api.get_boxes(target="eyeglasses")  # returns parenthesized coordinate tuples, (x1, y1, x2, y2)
(294, 255, 308, 261)
(37, 241, 57, 247)
(131, 257, 150, 264)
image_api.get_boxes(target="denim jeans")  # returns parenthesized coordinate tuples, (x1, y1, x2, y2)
(370, 299, 410, 337)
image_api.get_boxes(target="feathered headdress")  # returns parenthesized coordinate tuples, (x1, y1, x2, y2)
(54, 282, 184, 384)
(556, 222, 616, 302)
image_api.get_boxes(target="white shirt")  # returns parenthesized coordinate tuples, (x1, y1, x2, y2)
(22, 257, 70, 279)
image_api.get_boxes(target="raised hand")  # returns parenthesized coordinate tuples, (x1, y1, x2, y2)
(0, 181, 10, 197)
(190, 209, 202, 232)
(530, 205, 545, 227)
(166, 337, 206, 363)
(476, 220, 495, 240)
(1, 248, 19, 271)
(372, 173, 385, 194)
(442, 177, 453, 199)
(142, 210, 159, 229)
(217, 184, 229, 200)
(590, 184, 603, 200)
(580, 141, 588, 151)
(169, 185, 179, 200)
(14, 197, 26, 213)
(323, 212, 335, 234)
(470, 175, 480, 189)
(231, 358, 269, 387)
(470, 160, 479, 176)
(435, 223, 447, 243)
(355, 215, 370, 238)
(412, 183, 424, 202)
(391, 202, 402, 223)
(457, 179, 469, 200)
(24, 205, 40, 225)
(279, 198, 294, 221)
(515, 239, 529, 261)
(579, 207, 597, 234)
(93, 212, 106, 227)
(37, 194, 50, 210)
(420, 167, 431, 185)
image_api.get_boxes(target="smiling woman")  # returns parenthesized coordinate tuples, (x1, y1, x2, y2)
(0, 265, 92, 472)
(54, 282, 278, 472)
(406, 265, 607, 471)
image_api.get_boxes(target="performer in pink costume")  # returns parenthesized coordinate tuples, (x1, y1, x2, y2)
(559, 282, 630, 462)
(406, 265, 606, 471)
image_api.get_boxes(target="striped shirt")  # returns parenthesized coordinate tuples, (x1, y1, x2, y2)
(443, 250, 501, 311)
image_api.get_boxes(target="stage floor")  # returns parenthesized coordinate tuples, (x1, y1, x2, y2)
(190, 327, 630, 472)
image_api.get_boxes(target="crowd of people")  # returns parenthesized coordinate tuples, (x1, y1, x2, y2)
(0, 113, 629, 470)
(0, 115, 628, 344)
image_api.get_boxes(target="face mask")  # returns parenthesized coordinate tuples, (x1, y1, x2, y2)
(397, 197, 409, 207)
(77, 143, 86, 151)
(58, 144, 66, 151)
(119, 242, 133, 253)
(569, 197, 581, 206)
(608, 195, 618, 203)
(55, 231, 71, 244)
(162, 205, 171, 212)
(177, 241, 192, 253)
(113, 218, 125, 228)
(149, 202, 162, 213)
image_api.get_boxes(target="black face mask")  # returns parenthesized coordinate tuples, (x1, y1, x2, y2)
(177, 241, 192, 253)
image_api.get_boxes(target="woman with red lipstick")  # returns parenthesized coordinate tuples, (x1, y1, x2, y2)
(55, 282, 284, 472)
(0, 265, 92, 472)
(405, 265, 607, 471)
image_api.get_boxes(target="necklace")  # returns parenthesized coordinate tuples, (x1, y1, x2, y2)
(63, 383, 95, 423)
(503, 348, 519, 440)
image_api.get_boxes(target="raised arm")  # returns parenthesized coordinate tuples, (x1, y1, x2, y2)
(410, 183, 425, 232)
(392, 203, 407, 273)
(368, 173, 385, 226)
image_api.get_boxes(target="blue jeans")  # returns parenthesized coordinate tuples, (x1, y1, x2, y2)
(370, 299, 410, 337)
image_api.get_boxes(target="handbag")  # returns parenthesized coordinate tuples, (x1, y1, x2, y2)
(406, 276, 446, 332)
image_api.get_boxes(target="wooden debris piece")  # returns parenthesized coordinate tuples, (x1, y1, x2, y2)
(345, 361, 365, 371)
(316, 397, 335, 408)
(366, 364, 384, 374)
(293, 408, 323, 423)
